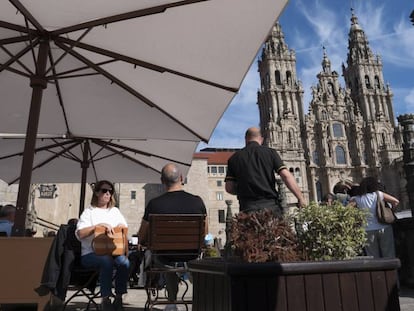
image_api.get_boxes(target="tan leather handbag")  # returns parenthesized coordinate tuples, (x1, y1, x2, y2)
(92, 226, 128, 256)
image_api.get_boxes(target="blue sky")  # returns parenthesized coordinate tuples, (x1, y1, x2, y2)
(198, 0, 414, 150)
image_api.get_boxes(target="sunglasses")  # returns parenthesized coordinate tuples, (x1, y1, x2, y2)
(97, 188, 114, 195)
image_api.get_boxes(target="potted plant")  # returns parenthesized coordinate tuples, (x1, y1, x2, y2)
(188, 203, 401, 311)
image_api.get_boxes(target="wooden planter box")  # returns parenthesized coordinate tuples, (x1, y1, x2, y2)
(188, 257, 401, 311)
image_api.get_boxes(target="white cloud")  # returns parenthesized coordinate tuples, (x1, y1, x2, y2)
(404, 88, 414, 108)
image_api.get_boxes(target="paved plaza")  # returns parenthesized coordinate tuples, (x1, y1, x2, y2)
(65, 284, 192, 311)
(63, 283, 414, 311)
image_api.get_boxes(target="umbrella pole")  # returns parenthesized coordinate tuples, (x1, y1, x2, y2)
(12, 40, 49, 236)
(79, 140, 90, 217)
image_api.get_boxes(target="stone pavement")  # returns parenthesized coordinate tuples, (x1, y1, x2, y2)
(65, 284, 192, 311)
(65, 283, 414, 311)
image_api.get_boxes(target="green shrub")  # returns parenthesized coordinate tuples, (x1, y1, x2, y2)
(294, 201, 368, 261)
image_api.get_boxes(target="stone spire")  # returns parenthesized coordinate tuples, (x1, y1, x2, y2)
(321, 46, 331, 74)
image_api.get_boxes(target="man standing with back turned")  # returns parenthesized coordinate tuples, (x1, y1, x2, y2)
(225, 127, 306, 217)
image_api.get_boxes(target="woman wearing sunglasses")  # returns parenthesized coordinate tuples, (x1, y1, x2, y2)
(76, 180, 129, 311)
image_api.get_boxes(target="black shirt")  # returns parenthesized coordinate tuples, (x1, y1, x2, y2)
(225, 141, 286, 201)
(143, 190, 206, 221)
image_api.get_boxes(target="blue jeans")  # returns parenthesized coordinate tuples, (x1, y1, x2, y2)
(81, 253, 130, 297)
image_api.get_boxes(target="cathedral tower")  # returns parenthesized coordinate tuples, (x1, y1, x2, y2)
(342, 10, 403, 194)
(257, 23, 309, 205)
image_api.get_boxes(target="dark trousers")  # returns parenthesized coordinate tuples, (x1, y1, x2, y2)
(239, 198, 282, 217)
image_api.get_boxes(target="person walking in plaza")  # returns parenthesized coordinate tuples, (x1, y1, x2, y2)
(350, 176, 399, 258)
(76, 180, 129, 311)
(225, 127, 306, 216)
(0, 204, 16, 236)
(137, 163, 207, 311)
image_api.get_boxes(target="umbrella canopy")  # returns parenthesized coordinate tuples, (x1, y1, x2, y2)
(0, 135, 196, 214)
(0, 0, 288, 235)
(0, 136, 194, 184)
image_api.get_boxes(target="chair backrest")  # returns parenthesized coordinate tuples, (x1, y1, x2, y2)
(148, 214, 205, 253)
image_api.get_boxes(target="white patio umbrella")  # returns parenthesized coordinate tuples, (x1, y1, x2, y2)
(0, 0, 288, 235)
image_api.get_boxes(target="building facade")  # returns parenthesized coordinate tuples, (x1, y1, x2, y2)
(257, 13, 406, 206)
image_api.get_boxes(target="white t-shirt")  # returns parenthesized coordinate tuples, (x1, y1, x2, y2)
(76, 206, 128, 255)
(352, 191, 389, 231)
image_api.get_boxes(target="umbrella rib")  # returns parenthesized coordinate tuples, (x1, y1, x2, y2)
(93, 141, 163, 174)
(0, 37, 39, 73)
(1, 45, 34, 75)
(47, 51, 71, 133)
(0, 139, 80, 160)
(0, 34, 31, 45)
(84, 141, 99, 182)
(56, 37, 238, 93)
(54, 41, 208, 142)
(7, 141, 82, 184)
(1, 64, 31, 78)
(49, 72, 102, 80)
(10, 0, 45, 32)
(51, 0, 209, 36)
(24, 17, 37, 66)
(45, 28, 92, 76)
(0, 20, 37, 34)
(47, 60, 117, 80)
(96, 139, 192, 167)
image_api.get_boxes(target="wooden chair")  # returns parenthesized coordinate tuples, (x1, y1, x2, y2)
(144, 214, 206, 311)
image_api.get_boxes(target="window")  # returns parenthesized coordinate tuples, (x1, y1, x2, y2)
(217, 180, 223, 187)
(363, 150, 368, 164)
(381, 132, 387, 146)
(335, 146, 346, 164)
(130, 190, 136, 200)
(294, 168, 301, 184)
(286, 71, 292, 85)
(313, 150, 319, 165)
(332, 123, 343, 137)
(216, 192, 224, 201)
(365, 75, 371, 88)
(218, 210, 225, 223)
(316, 181, 322, 203)
(275, 70, 281, 85)
(288, 128, 294, 144)
(375, 76, 380, 89)
(327, 82, 334, 95)
(218, 166, 225, 174)
(210, 166, 217, 174)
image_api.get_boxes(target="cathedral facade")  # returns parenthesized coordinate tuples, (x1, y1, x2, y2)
(257, 13, 407, 207)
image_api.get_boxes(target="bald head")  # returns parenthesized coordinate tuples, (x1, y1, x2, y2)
(245, 127, 263, 144)
(161, 163, 182, 188)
